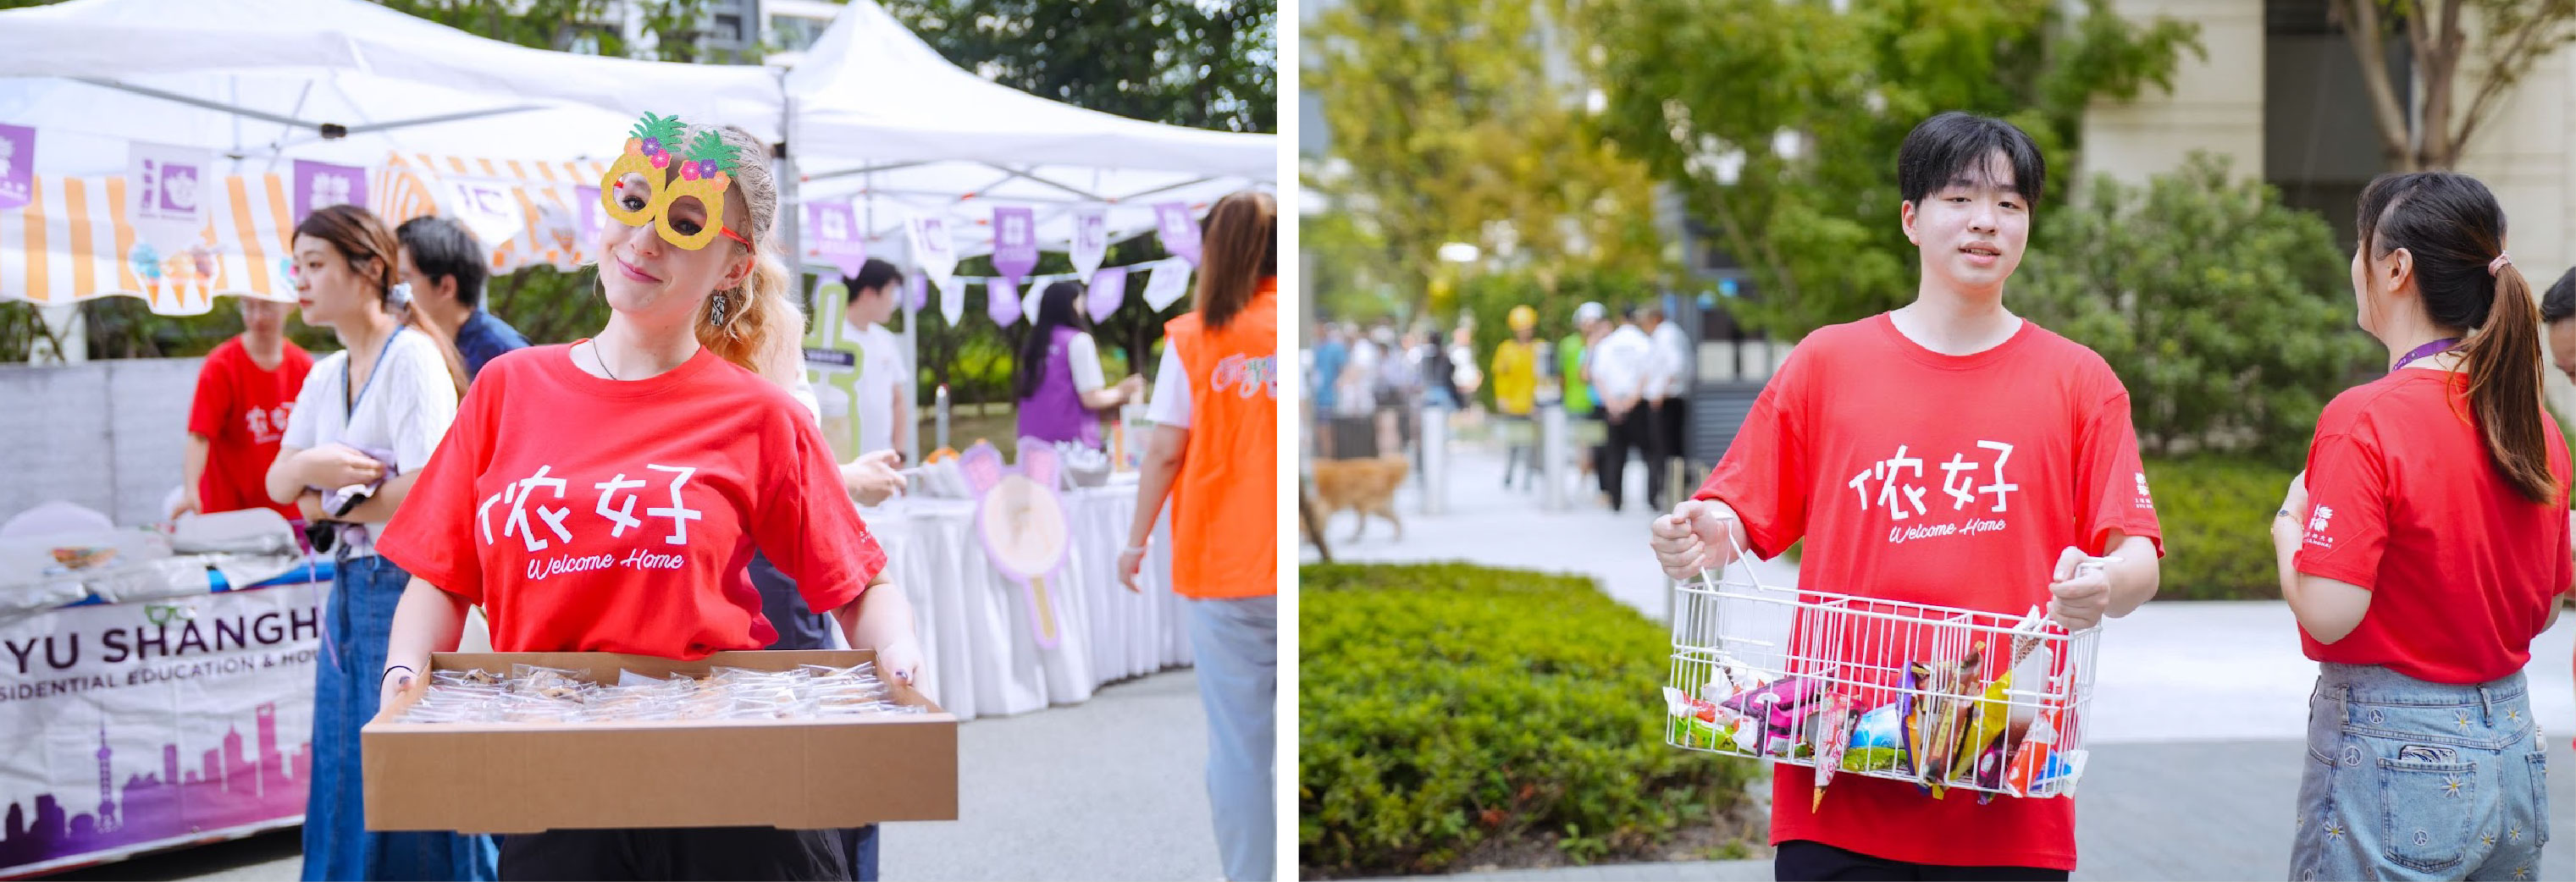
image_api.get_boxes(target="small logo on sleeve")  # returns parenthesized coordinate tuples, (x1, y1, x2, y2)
(2303, 505, 2336, 549)
(2133, 471, 2153, 510)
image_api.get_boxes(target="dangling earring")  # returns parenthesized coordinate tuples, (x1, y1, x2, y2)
(709, 290, 729, 326)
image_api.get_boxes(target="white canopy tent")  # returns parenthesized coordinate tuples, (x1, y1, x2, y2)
(0, 0, 1274, 295)
(782, 0, 1273, 251)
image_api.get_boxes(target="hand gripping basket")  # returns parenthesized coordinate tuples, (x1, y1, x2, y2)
(1662, 537, 2102, 804)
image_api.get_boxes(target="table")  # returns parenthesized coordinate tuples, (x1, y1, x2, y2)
(870, 482, 1195, 720)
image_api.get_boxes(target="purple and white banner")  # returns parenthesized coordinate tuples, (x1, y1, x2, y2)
(0, 124, 33, 212)
(1069, 205, 1109, 278)
(0, 581, 326, 877)
(1142, 260, 1192, 311)
(936, 275, 966, 326)
(991, 207, 1037, 284)
(1086, 267, 1129, 324)
(805, 201, 869, 278)
(127, 141, 213, 246)
(906, 273, 928, 314)
(1153, 201, 1201, 267)
(575, 185, 605, 247)
(439, 178, 526, 251)
(907, 212, 958, 289)
(289, 160, 368, 226)
(987, 277, 1022, 328)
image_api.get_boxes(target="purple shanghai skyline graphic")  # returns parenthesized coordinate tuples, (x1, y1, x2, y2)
(0, 703, 310, 868)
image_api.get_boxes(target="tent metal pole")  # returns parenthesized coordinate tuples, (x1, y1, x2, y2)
(1113, 175, 1223, 202)
(75, 77, 315, 129)
(973, 163, 1105, 202)
(802, 160, 937, 183)
(336, 106, 550, 135)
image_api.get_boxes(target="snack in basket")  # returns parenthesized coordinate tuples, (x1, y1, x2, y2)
(1914, 646, 1988, 797)
(1943, 670, 2015, 786)
(1721, 675, 1824, 756)
(1809, 693, 1855, 810)
(1661, 686, 1728, 749)
(1971, 739, 2009, 804)
(2005, 703, 2066, 797)
(1842, 702, 1905, 772)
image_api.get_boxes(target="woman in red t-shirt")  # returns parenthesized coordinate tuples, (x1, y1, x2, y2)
(371, 121, 920, 881)
(2275, 172, 2573, 881)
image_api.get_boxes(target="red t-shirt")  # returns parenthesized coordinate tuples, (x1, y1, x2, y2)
(186, 336, 313, 520)
(1695, 313, 2163, 870)
(2294, 368, 2572, 684)
(376, 343, 887, 659)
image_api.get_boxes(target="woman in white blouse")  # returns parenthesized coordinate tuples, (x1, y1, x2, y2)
(263, 204, 484, 882)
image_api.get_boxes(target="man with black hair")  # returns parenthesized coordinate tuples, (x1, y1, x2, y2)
(1649, 112, 2164, 879)
(2541, 266, 2576, 386)
(395, 216, 526, 377)
(843, 258, 912, 457)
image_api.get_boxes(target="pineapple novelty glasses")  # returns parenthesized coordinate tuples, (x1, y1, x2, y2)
(600, 113, 756, 252)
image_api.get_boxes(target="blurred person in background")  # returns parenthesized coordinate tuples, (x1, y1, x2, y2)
(174, 295, 313, 522)
(395, 216, 526, 378)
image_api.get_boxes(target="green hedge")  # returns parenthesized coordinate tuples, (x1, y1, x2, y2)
(2144, 457, 2293, 600)
(1298, 563, 1758, 877)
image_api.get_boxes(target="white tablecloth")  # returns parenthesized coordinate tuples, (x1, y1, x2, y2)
(868, 482, 1195, 720)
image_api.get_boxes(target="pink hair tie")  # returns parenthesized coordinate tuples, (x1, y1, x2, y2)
(2490, 252, 2512, 276)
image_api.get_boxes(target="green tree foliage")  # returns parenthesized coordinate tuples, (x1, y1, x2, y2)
(1306, 0, 1671, 317)
(2013, 154, 2379, 464)
(883, 0, 1278, 134)
(1578, 0, 2202, 339)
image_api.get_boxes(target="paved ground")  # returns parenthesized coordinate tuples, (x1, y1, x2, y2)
(49, 670, 1221, 881)
(1321, 444, 2576, 881)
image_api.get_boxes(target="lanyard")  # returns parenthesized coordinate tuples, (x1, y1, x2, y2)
(345, 327, 406, 422)
(2391, 337, 2457, 373)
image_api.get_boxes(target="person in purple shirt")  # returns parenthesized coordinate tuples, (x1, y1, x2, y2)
(1016, 280, 1143, 446)
(396, 215, 528, 378)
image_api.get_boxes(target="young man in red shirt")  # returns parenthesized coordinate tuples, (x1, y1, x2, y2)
(1648, 112, 2164, 879)
(177, 295, 313, 521)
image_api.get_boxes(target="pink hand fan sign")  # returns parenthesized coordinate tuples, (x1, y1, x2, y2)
(960, 440, 1072, 648)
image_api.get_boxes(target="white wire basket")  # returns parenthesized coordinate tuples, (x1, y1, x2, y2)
(1663, 538, 2102, 805)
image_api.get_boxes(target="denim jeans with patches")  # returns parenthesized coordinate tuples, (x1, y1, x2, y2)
(2291, 663, 2547, 881)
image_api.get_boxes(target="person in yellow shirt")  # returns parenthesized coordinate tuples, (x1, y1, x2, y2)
(1491, 305, 1541, 489)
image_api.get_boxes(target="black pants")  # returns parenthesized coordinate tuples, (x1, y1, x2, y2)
(1599, 405, 1663, 512)
(499, 826, 847, 881)
(748, 551, 881, 881)
(1656, 396, 1689, 477)
(1774, 841, 2067, 882)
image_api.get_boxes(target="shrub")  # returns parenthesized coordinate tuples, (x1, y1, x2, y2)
(2015, 153, 2379, 464)
(2143, 456, 2294, 599)
(1298, 562, 1759, 877)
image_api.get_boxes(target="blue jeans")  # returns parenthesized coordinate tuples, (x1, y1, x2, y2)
(301, 554, 499, 882)
(1189, 596, 1277, 881)
(2291, 663, 2549, 881)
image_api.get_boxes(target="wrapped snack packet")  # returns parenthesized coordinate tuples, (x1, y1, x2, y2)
(509, 664, 593, 700)
(1944, 670, 2014, 786)
(2005, 704, 2064, 797)
(1843, 702, 1904, 773)
(1810, 693, 1855, 810)
(1662, 686, 1725, 749)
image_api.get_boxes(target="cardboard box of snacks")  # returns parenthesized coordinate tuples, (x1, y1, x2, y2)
(362, 650, 956, 833)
